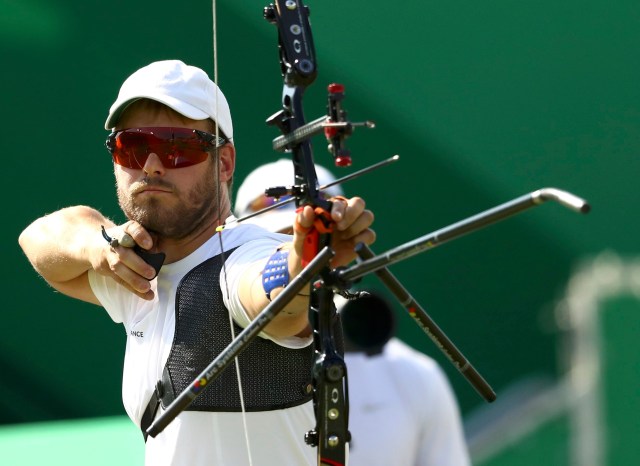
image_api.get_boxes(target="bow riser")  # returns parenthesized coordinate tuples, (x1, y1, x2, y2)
(266, 2, 349, 465)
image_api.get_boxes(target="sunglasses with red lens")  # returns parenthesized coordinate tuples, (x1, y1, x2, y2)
(105, 127, 228, 169)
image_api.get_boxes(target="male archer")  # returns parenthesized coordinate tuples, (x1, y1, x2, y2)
(18, 59, 375, 466)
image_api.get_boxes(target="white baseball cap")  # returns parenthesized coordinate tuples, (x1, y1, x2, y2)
(104, 60, 233, 141)
(234, 159, 344, 233)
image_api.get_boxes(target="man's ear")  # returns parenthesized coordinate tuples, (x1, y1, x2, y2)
(217, 144, 236, 182)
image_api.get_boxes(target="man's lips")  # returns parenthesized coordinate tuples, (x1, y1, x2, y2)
(134, 185, 173, 195)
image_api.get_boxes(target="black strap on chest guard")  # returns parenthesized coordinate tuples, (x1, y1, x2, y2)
(141, 248, 342, 441)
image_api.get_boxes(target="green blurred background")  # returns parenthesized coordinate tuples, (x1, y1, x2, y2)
(2, 0, 638, 464)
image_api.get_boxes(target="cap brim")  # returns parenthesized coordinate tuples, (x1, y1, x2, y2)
(104, 94, 209, 130)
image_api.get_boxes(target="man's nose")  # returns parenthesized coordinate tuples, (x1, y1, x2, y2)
(143, 152, 166, 175)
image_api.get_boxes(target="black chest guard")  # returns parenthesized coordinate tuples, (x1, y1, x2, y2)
(160, 250, 315, 411)
(141, 249, 344, 440)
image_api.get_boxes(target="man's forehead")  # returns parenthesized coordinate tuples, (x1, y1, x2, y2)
(117, 100, 212, 132)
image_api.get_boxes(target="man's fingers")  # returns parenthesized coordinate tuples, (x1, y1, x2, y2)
(112, 272, 154, 300)
(103, 238, 158, 282)
(333, 210, 374, 240)
(119, 233, 136, 248)
(123, 221, 153, 250)
(352, 228, 377, 247)
(295, 205, 316, 230)
(292, 197, 375, 268)
(332, 197, 367, 231)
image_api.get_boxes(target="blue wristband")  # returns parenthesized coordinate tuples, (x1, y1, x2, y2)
(262, 249, 290, 300)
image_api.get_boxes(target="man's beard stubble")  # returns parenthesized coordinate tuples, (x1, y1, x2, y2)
(117, 163, 223, 240)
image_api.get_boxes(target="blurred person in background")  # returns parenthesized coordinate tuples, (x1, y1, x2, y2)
(235, 160, 471, 466)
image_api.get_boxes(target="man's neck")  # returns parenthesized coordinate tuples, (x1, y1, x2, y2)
(154, 209, 231, 264)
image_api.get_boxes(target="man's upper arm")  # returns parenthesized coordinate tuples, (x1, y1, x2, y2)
(44, 272, 101, 306)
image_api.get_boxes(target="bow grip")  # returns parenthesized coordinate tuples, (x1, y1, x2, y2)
(296, 205, 334, 267)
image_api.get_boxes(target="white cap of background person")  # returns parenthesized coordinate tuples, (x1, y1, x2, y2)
(104, 59, 233, 141)
(234, 159, 344, 233)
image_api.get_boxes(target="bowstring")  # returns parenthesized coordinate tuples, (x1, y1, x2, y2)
(212, 1, 254, 464)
